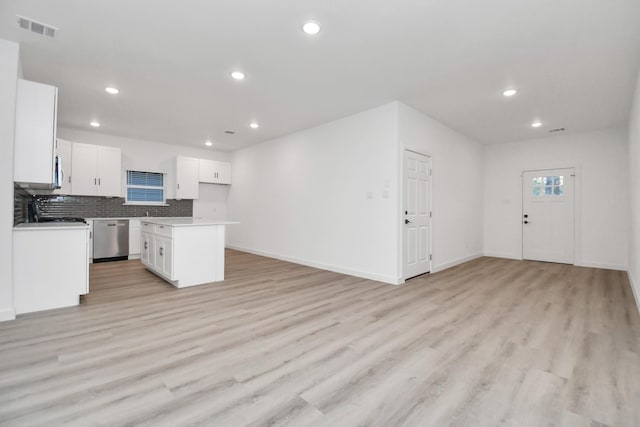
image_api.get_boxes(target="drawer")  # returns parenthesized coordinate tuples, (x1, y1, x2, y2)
(141, 222, 154, 232)
(154, 224, 173, 237)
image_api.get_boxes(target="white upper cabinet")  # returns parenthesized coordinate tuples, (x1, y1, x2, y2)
(53, 139, 72, 195)
(176, 156, 199, 199)
(198, 159, 231, 185)
(71, 143, 99, 196)
(97, 146, 122, 196)
(14, 79, 58, 188)
(71, 142, 122, 197)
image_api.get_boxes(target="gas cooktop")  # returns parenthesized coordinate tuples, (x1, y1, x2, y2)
(37, 217, 86, 223)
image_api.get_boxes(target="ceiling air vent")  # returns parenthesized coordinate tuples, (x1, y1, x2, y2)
(17, 15, 58, 38)
(549, 127, 566, 133)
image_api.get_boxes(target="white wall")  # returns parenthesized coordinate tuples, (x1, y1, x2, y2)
(57, 128, 230, 218)
(398, 103, 485, 272)
(227, 103, 401, 284)
(628, 68, 640, 310)
(484, 127, 629, 270)
(0, 39, 20, 321)
(193, 183, 229, 220)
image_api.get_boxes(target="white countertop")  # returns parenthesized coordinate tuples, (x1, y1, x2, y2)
(85, 216, 202, 221)
(14, 222, 90, 231)
(85, 216, 174, 221)
(141, 218, 239, 227)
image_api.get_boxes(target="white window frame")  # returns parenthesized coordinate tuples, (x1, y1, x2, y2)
(125, 170, 167, 206)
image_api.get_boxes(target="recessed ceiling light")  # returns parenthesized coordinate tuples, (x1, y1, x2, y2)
(249, 122, 259, 129)
(205, 140, 213, 146)
(105, 87, 119, 95)
(230, 71, 245, 80)
(503, 89, 517, 97)
(531, 121, 542, 128)
(90, 121, 100, 127)
(302, 21, 321, 35)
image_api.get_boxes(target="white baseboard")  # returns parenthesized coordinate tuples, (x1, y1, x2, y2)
(0, 307, 16, 322)
(128, 254, 141, 260)
(226, 245, 402, 285)
(575, 261, 627, 271)
(432, 253, 483, 273)
(482, 251, 522, 260)
(628, 271, 640, 317)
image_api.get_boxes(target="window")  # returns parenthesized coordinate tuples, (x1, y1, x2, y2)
(532, 175, 564, 197)
(126, 171, 165, 204)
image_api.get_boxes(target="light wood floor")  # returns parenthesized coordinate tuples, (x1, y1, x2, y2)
(1, 251, 639, 426)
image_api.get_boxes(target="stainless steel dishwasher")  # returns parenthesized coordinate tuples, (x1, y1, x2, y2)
(93, 220, 129, 262)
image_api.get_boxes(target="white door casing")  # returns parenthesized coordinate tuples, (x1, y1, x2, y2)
(522, 168, 575, 264)
(403, 150, 431, 279)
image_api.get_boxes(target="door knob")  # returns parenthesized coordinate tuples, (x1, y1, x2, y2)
(523, 220, 530, 224)
(405, 219, 412, 224)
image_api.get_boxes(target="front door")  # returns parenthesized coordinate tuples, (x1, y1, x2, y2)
(403, 150, 431, 279)
(522, 168, 575, 264)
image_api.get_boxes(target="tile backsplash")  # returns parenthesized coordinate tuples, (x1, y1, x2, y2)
(33, 195, 193, 219)
(14, 185, 30, 225)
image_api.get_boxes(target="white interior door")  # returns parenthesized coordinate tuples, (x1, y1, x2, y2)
(522, 168, 575, 264)
(403, 150, 431, 279)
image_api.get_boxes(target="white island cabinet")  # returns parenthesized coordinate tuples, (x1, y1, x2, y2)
(141, 218, 238, 288)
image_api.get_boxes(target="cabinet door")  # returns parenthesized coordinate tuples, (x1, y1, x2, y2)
(14, 79, 57, 186)
(129, 220, 141, 256)
(198, 159, 216, 183)
(176, 156, 199, 199)
(53, 139, 72, 195)
(71, 143, 98, 196)
(214, 161, 232, 184)
(198, 159, 231, 184)
(154, 236, 173, 277)
(160, 238, 173, 278)
(141, 232, 153, 266)
(97, 146, 122, 197)
(87, 220, 94, 263)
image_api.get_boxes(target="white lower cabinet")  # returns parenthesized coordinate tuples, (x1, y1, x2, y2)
(142, 232, 173, 279)
(13, 225, 89, 314)
(154, 236, 174, 279)
(129, 219, 141, 258)
(140, 220, 227, 287)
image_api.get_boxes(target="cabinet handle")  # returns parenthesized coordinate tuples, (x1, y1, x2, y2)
(68, 176, 71, 183)
(98, 178, 101, 186)
(159, 247, 164, 256)
(94, 178, 97, 185)
(177, 183, 180, 189)
(144, 242, 148, 249)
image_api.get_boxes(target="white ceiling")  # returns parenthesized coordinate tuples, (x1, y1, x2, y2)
(1, 0, 639, 151)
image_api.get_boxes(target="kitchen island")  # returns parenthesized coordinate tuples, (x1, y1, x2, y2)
(140, 218, 238, 288)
